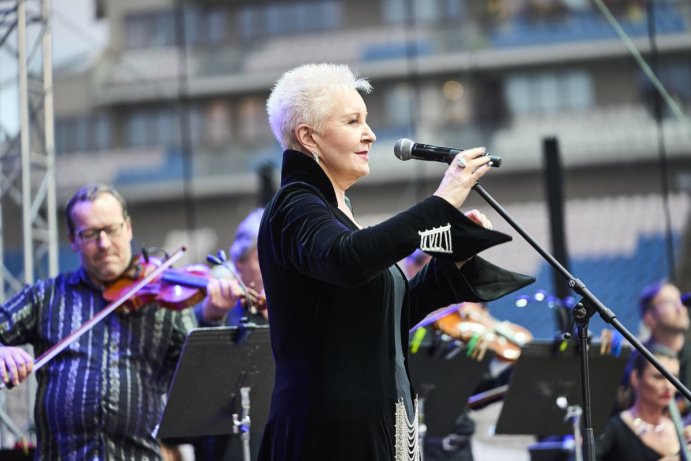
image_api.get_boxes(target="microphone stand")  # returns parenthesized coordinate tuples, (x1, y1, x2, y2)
(472, 183, 691, 460)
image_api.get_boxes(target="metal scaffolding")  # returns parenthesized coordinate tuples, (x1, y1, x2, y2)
(0, 0, 58, 301)
(0, 0, 57, 448)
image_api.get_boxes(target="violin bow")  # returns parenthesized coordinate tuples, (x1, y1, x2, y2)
(669, 399, 691, 461)
(1, 247, 187, 390)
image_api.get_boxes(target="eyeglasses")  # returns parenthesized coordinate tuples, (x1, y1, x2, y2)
(77, 222, 125, 242)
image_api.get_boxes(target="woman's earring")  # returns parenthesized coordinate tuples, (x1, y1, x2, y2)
(311, 151, 320, 165)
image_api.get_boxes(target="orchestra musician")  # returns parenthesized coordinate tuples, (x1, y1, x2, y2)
(639, 282, 691, 391)
(614, 282, 691, 415)
(402, 249, 525, 461)
(193, 207, 269, 461)
(597, 344, 691, 461)
(256, 62, 534, 461)
(0, 183, 244, 461)
(226, 207, 268, 326)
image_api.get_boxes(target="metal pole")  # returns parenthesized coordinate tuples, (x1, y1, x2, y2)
(42, 0, 57, 277)
(17, 0, 34, 284)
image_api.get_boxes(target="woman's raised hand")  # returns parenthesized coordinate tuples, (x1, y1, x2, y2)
(433, 147, 493, 209)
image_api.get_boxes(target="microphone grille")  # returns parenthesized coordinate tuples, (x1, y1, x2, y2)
(394, 138, 414, 161)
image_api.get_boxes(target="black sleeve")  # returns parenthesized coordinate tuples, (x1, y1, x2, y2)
(406, 256, 535, 326)
(267, 183, 517, 288)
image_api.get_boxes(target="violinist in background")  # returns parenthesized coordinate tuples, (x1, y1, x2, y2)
(226, 207, 268, 326)
(0, 183, 243, 461)
(597, 344, 691, 461)
(639, 282, 691, 393)
(402, 249, 521, 461)
(615, 282, 691, 415)
(194, 207, 269, 461)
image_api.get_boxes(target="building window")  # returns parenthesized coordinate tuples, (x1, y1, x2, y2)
(237, 96, 268, 144)
(237, 1, 343, 41)
(125, 11, 176, 49)
(382, 0, 464, 24)
(184, 7, 228, 46)
(55, 113, 112, 154)
(504, 69, 594, 116)
(125, 108, 179, 148)
(385, 83, 415, 129)
(639, 60, 691, 117)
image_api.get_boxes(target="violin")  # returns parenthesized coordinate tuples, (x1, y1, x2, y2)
(0, 247, 188, 390)
(103, 251, 266, 313)
(433, 302, 533, 362)
(0, 247, 266, 390)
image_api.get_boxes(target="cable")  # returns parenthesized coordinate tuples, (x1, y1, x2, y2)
(593, 0, 682, 282)
(645, 0, 676, 282)
(399, 0, 426, 208)
(173, 0, 197, 258)
(592, 0, 688, 124)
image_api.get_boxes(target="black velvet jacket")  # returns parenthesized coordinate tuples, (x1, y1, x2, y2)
(257, 149, 534, 461)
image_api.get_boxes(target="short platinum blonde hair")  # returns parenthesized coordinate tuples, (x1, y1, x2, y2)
(266, 63, 373, 150)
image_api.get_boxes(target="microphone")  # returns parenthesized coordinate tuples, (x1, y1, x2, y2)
(394, 138, 501, 167)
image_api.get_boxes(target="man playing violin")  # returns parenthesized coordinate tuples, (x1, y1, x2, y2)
(0, 183, 244, 461)
(226, 207, 268, 326)
(403, 249, 527, 461)
(192, 207, 270, 461)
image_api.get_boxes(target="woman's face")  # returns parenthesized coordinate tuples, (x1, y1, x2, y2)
(633, 355, 679, 409)
(312, 87, 376, 189)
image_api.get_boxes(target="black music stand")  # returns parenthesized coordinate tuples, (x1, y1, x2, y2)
(154, 325, 274, 461)
(408, 335, 492, 438)
(0, 448, 34, 461)
(495, 340, 630, 437)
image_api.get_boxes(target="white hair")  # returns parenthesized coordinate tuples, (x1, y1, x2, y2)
(266, 63, 373, 150)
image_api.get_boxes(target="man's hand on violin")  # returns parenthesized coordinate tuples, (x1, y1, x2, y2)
(201, 278, 245, 322)
(0, 346, 34, 387)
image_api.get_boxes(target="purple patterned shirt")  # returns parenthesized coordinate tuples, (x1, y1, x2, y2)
(0, 267, 200, 460)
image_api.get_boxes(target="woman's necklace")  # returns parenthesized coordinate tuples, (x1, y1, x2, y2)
(629, 409, 667, 436)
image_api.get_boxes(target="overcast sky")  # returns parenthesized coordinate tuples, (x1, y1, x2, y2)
(1, 0, 107, 137)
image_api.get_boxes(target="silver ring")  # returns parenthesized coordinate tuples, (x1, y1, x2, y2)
(456, 157, 467, 168)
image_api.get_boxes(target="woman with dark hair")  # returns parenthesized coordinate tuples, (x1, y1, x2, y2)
(597, 344, 690, 461)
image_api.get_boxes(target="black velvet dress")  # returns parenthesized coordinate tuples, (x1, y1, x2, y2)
(257, 150, 534, 461)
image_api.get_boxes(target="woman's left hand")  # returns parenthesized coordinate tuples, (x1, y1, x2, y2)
(453, 210, 493, 270)
(465, 209, 493, 230)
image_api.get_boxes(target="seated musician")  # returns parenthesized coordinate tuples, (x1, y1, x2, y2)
(613, 282, 691, 416)
(597, 343, 691, 461)
(0, 183, 244, 460)
(193, 207, 269, 461)
(402, 250, 523, 461)
(225, 207, 268, 326)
